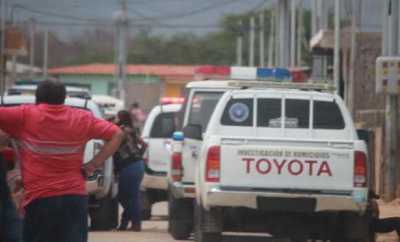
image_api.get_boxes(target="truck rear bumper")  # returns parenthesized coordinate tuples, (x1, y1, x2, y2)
(169, 182, 196, 199)
(205, 187, 367, 213)
(142, 174, 168, 190)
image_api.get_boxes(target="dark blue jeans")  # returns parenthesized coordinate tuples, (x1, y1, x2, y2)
(0, 198, 23, 242)
(118, 160, 144, 227)
(0, 161, 22, 242)
(23, 195, 88, 242)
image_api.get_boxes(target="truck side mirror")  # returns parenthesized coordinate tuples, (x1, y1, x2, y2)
(357, 129, 370, 145)
(183, 124, 202, 140)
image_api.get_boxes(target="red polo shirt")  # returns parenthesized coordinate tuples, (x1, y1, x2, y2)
(0, 104, 120, 207)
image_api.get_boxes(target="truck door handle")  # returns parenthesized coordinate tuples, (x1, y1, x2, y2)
(192, 150, 198, 159)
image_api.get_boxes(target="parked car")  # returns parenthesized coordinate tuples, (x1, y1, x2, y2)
(91, 95, 124, 118)
(6, 84, 91, 99)
(0, 95, 119, 230)
(140, 101, 181, 220)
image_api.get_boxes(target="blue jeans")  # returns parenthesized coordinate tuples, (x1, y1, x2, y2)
(23, 195, 88, 242)
(118, 160, 144, 227)
(0, 198, 22, 242)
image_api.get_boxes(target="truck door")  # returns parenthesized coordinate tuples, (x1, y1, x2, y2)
(148, 112, 176, 174)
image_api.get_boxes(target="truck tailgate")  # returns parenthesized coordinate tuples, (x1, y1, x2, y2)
(220, 139, 354, 192)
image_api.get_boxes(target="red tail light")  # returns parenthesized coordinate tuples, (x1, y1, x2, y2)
(171, 152, 183, 182)
(354, 151, 367, 187)
(206, 146, 220, 182)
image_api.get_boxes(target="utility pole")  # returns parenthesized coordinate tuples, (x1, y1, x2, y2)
(384, 0, 399, 201)
(249, 16, 255, 67)
(43, 28, 48, 78)
(297, 0, 303, 66)
(348, 0, 359, 116)
(274, 4, 280, 66)
(29, 18, 36, 79)
(290, 0, 297, 67)
(268, 11, 274, 67)
(278, 0, 290, 67)
(259, 12, 265, 67)
(0, 0, 6, 93)
(114, 0, 128, 103)
(333, 0, 341, 94)
(236, 20, 243, 66)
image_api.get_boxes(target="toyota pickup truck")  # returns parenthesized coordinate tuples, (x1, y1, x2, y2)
(167, 81, 235, 240)
(191, 86, 373, 242)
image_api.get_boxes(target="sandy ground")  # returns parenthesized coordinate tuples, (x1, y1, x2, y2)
(377, 200, 400, 242)
(89, 201, 400, 242)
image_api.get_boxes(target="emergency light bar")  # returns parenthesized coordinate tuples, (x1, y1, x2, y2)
(230, 66, 292, 81)
(227, 80, 336, 93)
(195, 66, 295, 81)
(160, 97, 184, 105)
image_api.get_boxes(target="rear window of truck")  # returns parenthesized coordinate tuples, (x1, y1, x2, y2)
(257, 98, 309, 128)
(188, 91, 223, 132)
(313, 101, 345, 129)
(150, 112, 176, 138)
(221, 98, 345, 130)
(221, 98, 253, 126)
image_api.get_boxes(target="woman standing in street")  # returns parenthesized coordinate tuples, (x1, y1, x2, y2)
(114, 110, 146, 231)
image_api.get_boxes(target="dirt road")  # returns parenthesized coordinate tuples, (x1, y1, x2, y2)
(89, 201, 400, 242)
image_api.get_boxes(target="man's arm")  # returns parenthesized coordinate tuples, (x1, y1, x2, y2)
(0, 107, 24, 138)
(83, 129, 123, 176)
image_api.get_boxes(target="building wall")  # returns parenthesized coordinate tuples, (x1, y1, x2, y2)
(353, 33, 385, 128)
(56, 74, 161, 96)
(58, 74, 111, 95)
(125, 82, 162, 113)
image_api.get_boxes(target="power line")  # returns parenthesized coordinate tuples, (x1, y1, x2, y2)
(12, 4, 109, 23)
(138, 0, 244, 21)
(15, 20, 222, 29)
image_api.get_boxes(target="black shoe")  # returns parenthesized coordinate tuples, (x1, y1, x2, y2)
(130, 223, 141, 232)
(117, 222, 128, 231)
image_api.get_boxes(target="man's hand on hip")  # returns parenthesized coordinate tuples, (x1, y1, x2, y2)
(81, 129, 123, 177)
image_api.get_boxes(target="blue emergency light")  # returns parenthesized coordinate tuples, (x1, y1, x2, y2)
(230, 67, 292, 81)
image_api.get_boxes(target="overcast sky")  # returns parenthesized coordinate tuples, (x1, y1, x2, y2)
(9, 0, 382, 38)
(11, 0, 278, 37)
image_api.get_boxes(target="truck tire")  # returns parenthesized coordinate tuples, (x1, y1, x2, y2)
(141, 191, 152, 221)
(194, 202, 222, 242)
(89, 196, 119, 231)
(168, 192, 193, 240)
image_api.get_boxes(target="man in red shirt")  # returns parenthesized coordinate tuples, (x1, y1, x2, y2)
(0, 79, 123, 242)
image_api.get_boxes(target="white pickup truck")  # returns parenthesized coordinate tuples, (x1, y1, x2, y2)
(141, 103, 181, 220)
(167, 81, 233, 239)
(190, 86, 372, 242)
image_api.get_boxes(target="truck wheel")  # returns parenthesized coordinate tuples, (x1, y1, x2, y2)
(168, 192, 193, 240)
(89, 196, 119, 231)
(141, 191, 152, 221)
(194, 202, 222, 242)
